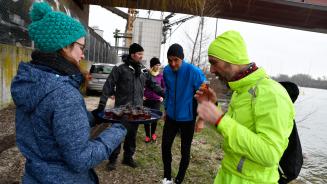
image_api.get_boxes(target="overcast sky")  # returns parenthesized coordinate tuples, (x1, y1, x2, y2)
(89, 5, 327, 79)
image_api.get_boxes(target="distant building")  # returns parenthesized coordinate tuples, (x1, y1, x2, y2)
(132, 18, 162, 68)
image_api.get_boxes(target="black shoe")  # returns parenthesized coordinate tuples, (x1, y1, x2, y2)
(175, 175, 183, 184)
(175, 178, 182, 184)
(122, 158, 137, 168)
(107, 161, 117, 171)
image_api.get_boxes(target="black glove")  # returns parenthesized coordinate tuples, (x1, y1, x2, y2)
(91, 108, 107, 125)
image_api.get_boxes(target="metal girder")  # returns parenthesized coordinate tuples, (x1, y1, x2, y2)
(104, 7, 129, 19)
(79, 0, 327, 34)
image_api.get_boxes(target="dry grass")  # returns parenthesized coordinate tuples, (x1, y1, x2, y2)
(94, 119, 224, 184)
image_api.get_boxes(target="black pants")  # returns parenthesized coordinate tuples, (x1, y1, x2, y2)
(109, 122, 139, 161)
(162, 116, 195, 183)
(143, 99, 161, 137)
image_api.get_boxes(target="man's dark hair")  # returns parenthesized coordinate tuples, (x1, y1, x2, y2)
(167, 43, 184, 60)
(129, 43, 144, 55)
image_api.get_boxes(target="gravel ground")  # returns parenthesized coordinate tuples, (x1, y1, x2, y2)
(0, 105, 23, 184)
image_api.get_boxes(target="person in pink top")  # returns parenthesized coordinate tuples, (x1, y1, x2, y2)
(143, 57, 165, 143)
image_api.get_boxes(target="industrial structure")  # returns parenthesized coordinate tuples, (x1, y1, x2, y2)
(132, 17, 163, 67)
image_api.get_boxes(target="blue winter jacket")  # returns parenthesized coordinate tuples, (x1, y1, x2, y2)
(163, 60, 206, 121)
(11, 62, 127, 184)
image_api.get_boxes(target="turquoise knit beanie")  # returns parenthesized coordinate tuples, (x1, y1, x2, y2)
(208, 30, 250, 65)
(28, 2, 86, 52)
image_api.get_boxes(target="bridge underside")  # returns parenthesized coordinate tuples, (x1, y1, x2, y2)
(78, 0, 327, 34)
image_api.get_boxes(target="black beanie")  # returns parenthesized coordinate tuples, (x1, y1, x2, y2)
(167, 43, 184, 60)
(150, 57, 161, 68)
(129, 43, 144, 55)
(279, 81, 299, 103)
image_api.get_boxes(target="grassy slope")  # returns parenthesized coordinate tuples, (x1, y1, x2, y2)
(95, 120, 224, 184)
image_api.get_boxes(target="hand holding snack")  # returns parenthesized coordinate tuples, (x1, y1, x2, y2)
(195, 81, 217, 103)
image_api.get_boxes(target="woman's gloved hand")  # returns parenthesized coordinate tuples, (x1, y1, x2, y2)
(91, 108, 106, 125)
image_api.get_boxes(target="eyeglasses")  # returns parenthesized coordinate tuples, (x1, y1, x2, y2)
(73, 42, 86, 52)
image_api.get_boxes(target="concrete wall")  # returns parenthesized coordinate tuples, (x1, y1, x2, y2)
(0, 44, 32, 109)
(0, 43, 92, 110)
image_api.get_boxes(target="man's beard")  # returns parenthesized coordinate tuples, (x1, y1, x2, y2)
(215, 73, 226, 83)
(215, 73, 230, 88)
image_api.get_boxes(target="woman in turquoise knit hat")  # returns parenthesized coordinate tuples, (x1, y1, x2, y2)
(10, 2, 126, 184)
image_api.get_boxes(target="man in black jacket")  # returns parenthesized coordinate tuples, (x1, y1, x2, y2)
(95, 43, 165, 171)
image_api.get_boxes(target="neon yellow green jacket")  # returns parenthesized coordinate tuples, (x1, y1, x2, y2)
(214, 68, 294, 184)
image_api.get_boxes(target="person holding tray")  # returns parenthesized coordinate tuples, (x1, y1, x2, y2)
(10, 2, 127, 183)
(93, 43, 165, 171)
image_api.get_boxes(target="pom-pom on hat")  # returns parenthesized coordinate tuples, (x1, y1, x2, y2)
(28, 2, 86, 52)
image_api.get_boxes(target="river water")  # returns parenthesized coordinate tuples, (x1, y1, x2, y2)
(294, 87, 327, 184)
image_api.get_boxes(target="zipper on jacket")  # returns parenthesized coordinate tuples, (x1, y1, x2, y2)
(174, 71, 178, 120)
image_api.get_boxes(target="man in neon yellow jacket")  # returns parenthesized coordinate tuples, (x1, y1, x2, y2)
(195, 30, 295, 183)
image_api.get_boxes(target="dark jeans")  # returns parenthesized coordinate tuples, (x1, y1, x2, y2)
(109, 122, 139, 161)
(143, 99, 161, 137)
(162, 116, 195, 183)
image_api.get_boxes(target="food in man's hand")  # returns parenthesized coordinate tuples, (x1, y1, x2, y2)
(200, 81, 209, 90)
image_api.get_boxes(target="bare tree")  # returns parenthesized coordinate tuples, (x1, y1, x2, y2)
(184, 17, 211, 69)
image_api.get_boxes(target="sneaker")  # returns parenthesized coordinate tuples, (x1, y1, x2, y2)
(162, 178, 174, 184)
(151, 134, 157, 141)
(122, 158, 137, 168)
(107, 161, 116, 171)
(145, 136, 151, 143)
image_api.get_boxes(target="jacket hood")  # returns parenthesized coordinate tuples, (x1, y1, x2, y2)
(11, 62, 82, 112)
(121, 54, 129, 63)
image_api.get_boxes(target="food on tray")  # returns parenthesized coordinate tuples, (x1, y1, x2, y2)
(104, 104, 152, 121)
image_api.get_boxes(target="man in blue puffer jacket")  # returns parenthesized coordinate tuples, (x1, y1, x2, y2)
(10, 2, 126, 184)
(161, 44, 206, 184)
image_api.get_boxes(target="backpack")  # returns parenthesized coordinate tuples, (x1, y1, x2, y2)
(250, 80, 303, 184)
(278, 81, 303, 183)
(278, 121, 303, 184)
